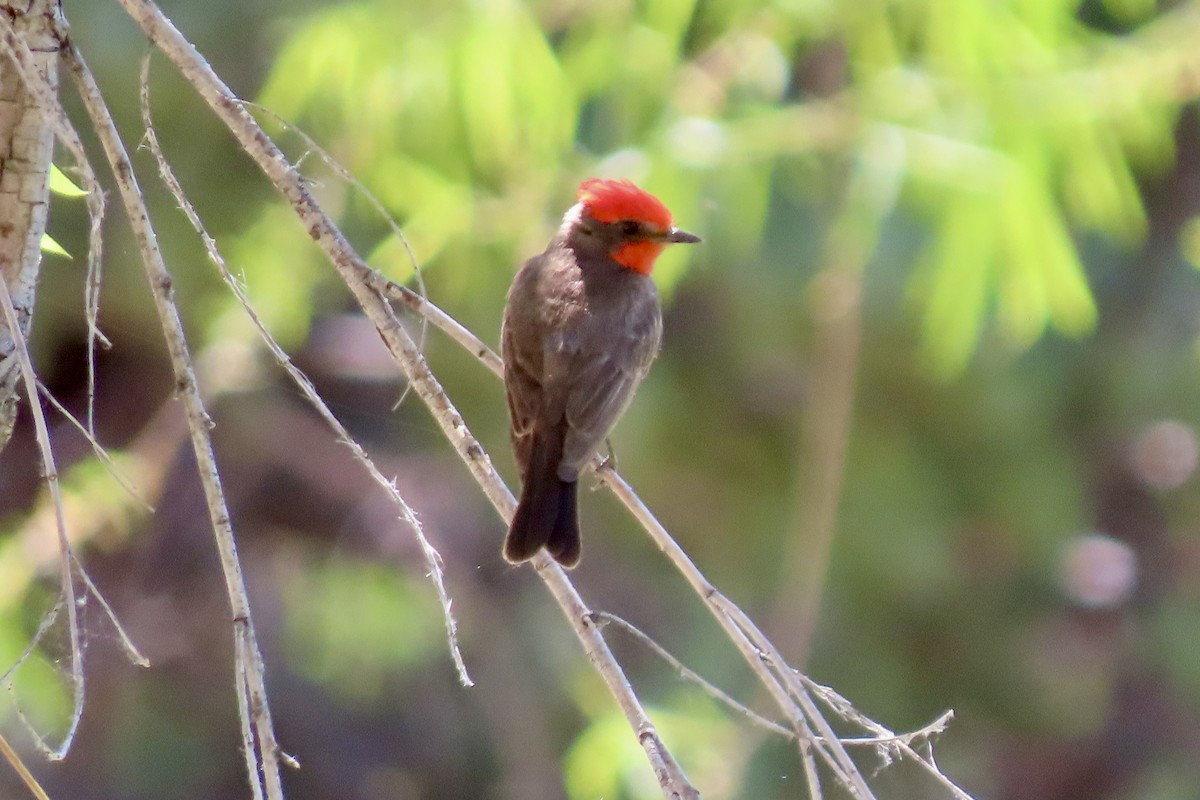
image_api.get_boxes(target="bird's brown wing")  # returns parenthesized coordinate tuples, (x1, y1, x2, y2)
(502, 255, 552, 472)
(558, 303, 662, 478)
(503, 343, 541, 470)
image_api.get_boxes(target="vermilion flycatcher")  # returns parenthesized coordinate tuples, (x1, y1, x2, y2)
(502, 178, 700, 567)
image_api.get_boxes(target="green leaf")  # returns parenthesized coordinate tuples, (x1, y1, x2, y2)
(48, 164, 87, 197)
(40, 233, 71, 259)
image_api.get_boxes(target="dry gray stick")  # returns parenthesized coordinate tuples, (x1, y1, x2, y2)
(0, 278, 84, 759)
(37, 380, 154, 512)
(593, 611, 795, 739)
(61, 36, 284, 800)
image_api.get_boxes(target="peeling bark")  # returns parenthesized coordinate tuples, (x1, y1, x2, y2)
(0, 0, 60, 452)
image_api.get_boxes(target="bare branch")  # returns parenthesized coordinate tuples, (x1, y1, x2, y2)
(0, 270, 83, 761)
(60, 34, 284, 800)
(37, 381, 154, 512)
(594, 611, 796, 740)
(0, 598, 62, 687)
(0, 727, 52, 800)
(138, 51, 472, 688)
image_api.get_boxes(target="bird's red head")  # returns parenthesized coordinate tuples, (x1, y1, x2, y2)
(576, 178, 698, 275)
(578, 178, 674, 230)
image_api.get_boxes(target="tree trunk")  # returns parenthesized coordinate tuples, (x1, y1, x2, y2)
(0, 0, 59, 451)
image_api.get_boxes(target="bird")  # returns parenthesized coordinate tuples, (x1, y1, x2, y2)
(501, 178, 700, 567)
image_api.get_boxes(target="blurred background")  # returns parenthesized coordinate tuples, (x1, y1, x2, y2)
(3, 0, 1200, 797)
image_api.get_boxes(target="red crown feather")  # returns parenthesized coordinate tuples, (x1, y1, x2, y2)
(577, 178, 673, 229)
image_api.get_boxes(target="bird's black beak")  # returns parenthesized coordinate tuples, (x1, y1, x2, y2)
(665, 227, 701, 244)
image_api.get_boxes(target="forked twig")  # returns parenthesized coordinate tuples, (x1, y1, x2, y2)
(593, 611, 796, 740)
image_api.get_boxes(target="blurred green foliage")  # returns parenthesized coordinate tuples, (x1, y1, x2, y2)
(564, 700, 738, 799)
(282, 557, 444, 703)
(3, 0, 1200, 798)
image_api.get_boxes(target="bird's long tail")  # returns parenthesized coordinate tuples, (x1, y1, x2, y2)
(505, 429, 581, 568)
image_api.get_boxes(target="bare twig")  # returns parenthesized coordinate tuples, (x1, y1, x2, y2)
(375, 278, 505, 377)
(0, 599, 62, 687)
(238, 99, 432, 412)
(138, 51, 472, 688)
(594, 611, 796, 740)
(0, 276, 83, 760)
(0, 728, 52, 800)
(61, 35, 284, 800)
(36, 381, 153, 512)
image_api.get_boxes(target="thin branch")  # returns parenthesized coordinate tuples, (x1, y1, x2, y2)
(0, 728, 52, 800)
(120, 3, 699, 795)
(0, 599, 62, 687)
(374, 278, 505, 377)
(36, 380, 153, 512)
(0, 275, 83, 761)
(594, 611, 795, 740)
(138, 51, 472, 687)
(60, 35, 283, 800)
(238, 99, 432, 412)
(599, 468, 848, 792)
(68, 551, 149, 669)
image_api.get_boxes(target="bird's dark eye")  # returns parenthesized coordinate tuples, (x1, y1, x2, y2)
(618, 220, 642, 237)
